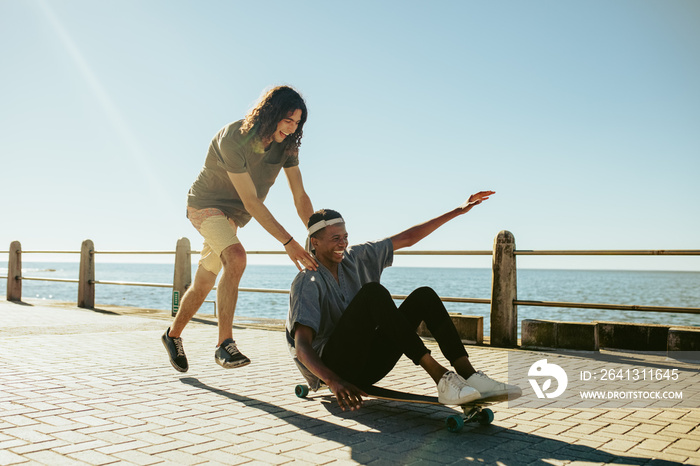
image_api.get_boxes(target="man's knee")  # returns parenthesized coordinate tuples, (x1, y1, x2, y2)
(412, 286, 440, 301)
(360, 282, 392, 301)
(220, 244, 247, 277)
(404, 286, 447, 324)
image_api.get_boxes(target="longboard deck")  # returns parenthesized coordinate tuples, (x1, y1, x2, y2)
(362, 385, 510, 406)
(363, 385, 454, 405)
(295, 383, 497, 432)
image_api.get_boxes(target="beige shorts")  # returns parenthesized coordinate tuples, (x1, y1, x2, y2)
(188, 207, 240, 275)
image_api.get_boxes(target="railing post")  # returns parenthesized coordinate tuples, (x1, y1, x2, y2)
(172, 237, 192, 317)
(490, 230, 518, 347)
(78, 239, 95, 309)
(7, 241, 22, 301)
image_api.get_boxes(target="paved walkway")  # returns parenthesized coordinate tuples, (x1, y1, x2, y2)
(1, 298, 698, 465)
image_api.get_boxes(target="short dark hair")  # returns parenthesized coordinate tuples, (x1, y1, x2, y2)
(308, 209, 343, 239)
(240, 86, 308, 155)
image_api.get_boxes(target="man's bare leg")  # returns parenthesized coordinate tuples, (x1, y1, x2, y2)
(453, 356, 477, 380)
(215, 243, 247, 345)
(169, 265, 217, 338)
(212, 243, 251, 368)
(162, 264, 217, 372)
(419, 353, 449, 384)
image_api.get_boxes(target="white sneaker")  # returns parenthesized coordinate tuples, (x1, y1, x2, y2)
(437, 371, 481, 405)
(465, 371, 522, 401)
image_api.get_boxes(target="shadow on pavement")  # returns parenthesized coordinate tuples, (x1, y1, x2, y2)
(7, 300, 33, 306)
(181, 377, 675, 465)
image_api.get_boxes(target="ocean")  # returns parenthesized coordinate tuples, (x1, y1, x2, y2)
(5, 263, 700, 336)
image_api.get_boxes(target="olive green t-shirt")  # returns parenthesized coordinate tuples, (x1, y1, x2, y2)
(187, 120, 300, 227)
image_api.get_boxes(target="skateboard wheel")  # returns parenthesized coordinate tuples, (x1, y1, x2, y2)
(477, 408, 494, 425)
(445, 414, 464, 433)
(295, 384, 309, 398)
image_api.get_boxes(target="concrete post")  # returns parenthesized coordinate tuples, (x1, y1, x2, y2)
(78, 240, 95, 309)
(490, 230, 518, 347)
(7, 241, 22, 301)
(172, 237, 192, 317)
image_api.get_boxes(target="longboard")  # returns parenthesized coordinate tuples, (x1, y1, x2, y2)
(294, 383, 497, 432)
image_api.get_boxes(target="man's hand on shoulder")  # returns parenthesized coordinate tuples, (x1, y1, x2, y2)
(285, 239, 318, 271)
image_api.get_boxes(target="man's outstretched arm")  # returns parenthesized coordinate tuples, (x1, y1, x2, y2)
(390, 191, 495, 251)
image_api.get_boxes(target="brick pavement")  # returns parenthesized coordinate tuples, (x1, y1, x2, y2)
(1, 298, 698, 465)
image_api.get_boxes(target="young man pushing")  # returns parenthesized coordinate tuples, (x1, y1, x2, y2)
(163, 86, 318, 372)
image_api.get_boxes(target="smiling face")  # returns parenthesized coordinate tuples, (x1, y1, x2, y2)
(272, 108, 303, 144)
(311, 223, 348, 269)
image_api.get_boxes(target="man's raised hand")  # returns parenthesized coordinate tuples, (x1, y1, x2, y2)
(458, 190, 495, 212)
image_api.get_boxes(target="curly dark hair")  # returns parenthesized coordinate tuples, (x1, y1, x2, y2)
(240, 86, 308, 155)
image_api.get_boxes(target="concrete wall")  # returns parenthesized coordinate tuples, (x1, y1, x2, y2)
(418, 314, 483, 345)
(596, 321, 669, 351)
(521, 319, 700, 357)
(521, 319, 598, 351)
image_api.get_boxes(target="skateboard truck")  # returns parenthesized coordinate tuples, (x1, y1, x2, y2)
(446, 405, 495, 432)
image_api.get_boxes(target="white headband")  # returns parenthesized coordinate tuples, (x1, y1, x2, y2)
(307, 217, 345, 236)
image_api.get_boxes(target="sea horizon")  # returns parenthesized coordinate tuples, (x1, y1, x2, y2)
(3, 262, 698, 337)
(4, 260, 700, 274)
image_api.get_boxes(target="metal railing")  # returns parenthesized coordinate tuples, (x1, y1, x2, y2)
(205, 249, 494, 305)
(1, 245, 221, 312)
(3, 244, 699, 314)
(513, 249, 700, 315)
(3, 234, 700, 347)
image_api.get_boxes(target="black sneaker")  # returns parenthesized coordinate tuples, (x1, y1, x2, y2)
(162, 328, 188, 372)
(215, 339, 251, 369)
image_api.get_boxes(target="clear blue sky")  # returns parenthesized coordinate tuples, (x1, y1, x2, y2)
(1, 0, 699, 270)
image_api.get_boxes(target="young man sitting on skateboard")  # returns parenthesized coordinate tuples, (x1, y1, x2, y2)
(286, 191, 522, 411)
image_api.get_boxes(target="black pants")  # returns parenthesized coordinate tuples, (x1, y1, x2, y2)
(321, 282, 469, 388)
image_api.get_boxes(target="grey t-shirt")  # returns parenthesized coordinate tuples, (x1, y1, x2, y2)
(286, 238, 394, 389)
(187, 120, 299, 227)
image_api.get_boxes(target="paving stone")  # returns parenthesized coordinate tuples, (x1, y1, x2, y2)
(10, 439, 70, 455)
(2, 415, 40, 427)
(95, 439, 152, 455)
(598, 423, 637, 436)
(23, 450, 90, 465)
(138, 440, 192, 455)
(197, 446, 255, 464)
(0, 439, 29, 452)
(67, 449, 120, 465)
(112, 449, 165, 465)
(0, 449, 30, 465)
(240, 449, 296, 465)
(1, 299, 699, 466)
(155, 449, 208, 465)
(53, 439, 111, 455)
(671, 438, 700, 453)
(664, 448, 697, 462)
(533, 422, 572, 436)
(2, 427, 55, 444)
(657, 422, 697, 436)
